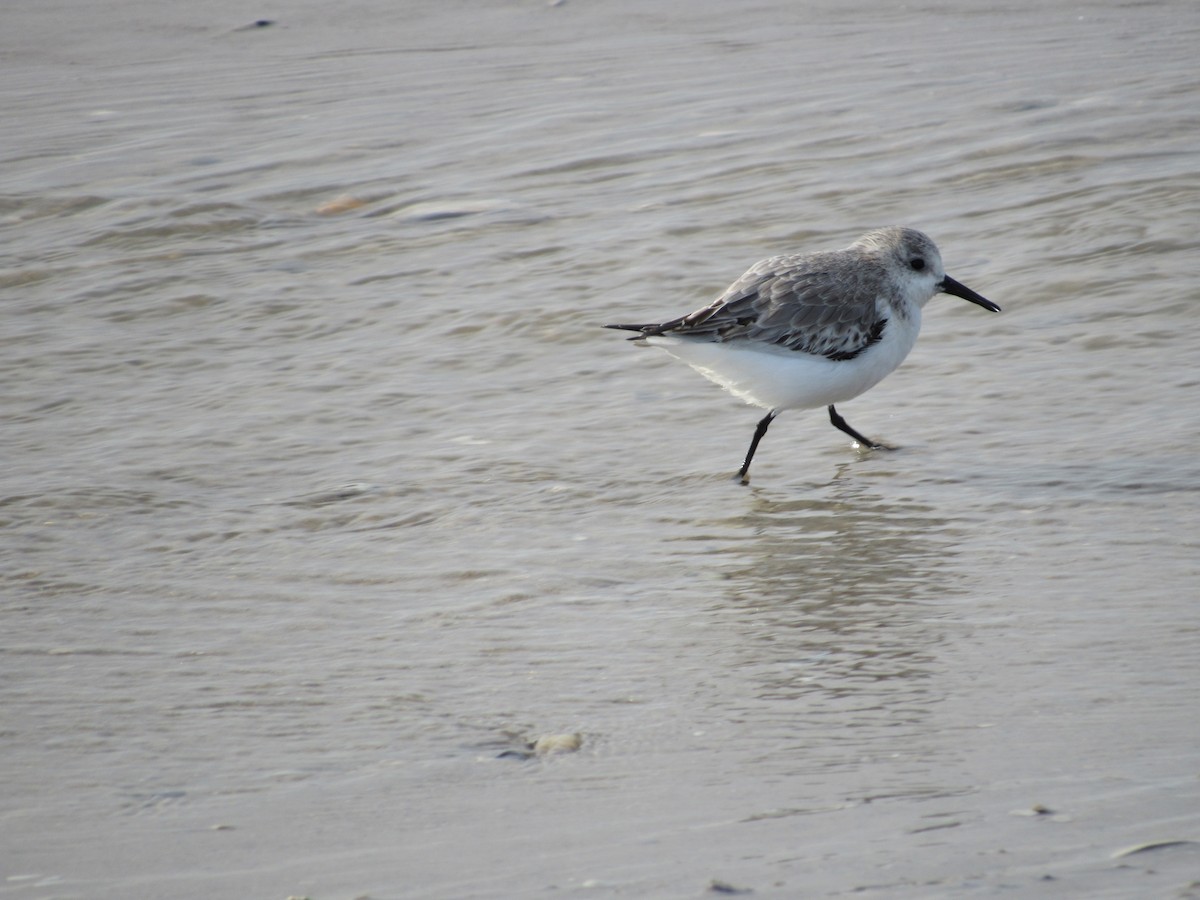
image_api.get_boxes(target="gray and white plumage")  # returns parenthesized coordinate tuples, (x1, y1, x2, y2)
(605, 226, 1000, 479)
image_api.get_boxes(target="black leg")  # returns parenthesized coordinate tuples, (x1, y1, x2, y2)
(827, 404, 893, 451)
(737, 410, 777, 483)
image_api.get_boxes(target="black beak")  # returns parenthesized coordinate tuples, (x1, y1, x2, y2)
(941, 275, 1000, 312)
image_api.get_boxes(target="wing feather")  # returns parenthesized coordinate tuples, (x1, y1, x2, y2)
(631, 251, 889, 360)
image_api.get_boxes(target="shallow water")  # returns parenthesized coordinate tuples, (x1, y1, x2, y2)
(3, 1, 1199, 897)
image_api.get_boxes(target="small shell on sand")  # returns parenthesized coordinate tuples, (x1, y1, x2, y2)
(532, 733, 582, 755)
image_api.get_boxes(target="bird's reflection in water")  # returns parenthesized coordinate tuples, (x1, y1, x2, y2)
(692, 465, 969, 766)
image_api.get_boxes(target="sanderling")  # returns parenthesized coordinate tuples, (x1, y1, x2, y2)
(605, 226, 1000, 483)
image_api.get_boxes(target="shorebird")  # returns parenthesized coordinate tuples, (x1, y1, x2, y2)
(605, 226, 1000, 482)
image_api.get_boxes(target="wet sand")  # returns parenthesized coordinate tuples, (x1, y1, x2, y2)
(3, 0, 1199, 897)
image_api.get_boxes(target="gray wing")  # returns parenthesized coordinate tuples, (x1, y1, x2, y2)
(641, 251, 889, 360)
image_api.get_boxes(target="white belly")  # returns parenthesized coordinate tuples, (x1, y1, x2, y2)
(645, 313, 921, 411)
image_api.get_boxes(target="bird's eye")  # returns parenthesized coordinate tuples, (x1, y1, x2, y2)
(909, 258, 926, 271)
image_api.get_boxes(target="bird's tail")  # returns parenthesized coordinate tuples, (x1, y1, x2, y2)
(603, 322, 660, 340)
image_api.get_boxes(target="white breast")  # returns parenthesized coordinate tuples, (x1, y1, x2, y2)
(645, 307, 923, 411)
